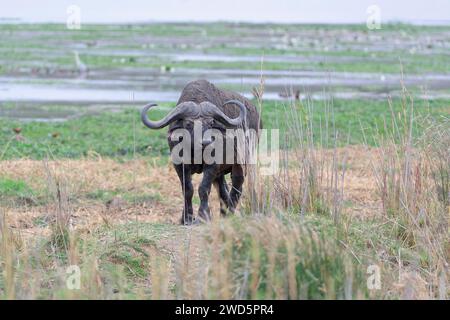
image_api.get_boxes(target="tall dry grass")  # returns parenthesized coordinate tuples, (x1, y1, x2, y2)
(363, 86, 449, 299)
(242, 93, 348, 226)
(173, 214, 368, 300)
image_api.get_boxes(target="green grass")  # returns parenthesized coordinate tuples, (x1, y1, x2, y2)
(0, 178, 43, 207)
(0, 178, 34, 198)
(264, 97, 449, 145)
(0, 98, 448, 159)
(0, 106, 171, 159)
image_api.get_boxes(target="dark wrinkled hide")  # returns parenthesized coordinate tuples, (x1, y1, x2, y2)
(168, 80, 262, 224)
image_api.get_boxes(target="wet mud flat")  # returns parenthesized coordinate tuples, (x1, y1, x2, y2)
(0, 23, 449, 120)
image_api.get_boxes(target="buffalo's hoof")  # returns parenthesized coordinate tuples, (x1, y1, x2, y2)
(180, 216, 201, 226)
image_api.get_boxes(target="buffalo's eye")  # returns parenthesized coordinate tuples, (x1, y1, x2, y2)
(184, 121, 194, 129)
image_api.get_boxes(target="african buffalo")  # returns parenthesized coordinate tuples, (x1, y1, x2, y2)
(141, 80, 262, 224)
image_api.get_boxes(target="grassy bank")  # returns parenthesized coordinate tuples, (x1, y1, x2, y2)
(1, 98, 448, 160)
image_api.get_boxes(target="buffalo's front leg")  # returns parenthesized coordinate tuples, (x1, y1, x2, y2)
(214, 175, 232, 216)
(198, 165, 216, 222)
(175, 165, 194, 225)
(230, 165, 244, 212)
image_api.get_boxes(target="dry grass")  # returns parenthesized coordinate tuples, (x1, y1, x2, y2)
(0, 146, 381, 236)
(361, 87, 449, 299)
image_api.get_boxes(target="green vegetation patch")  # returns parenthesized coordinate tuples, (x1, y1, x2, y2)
(0, 178, 33, 197)
(0, 178, 38, 206)
(0, 98, 448, 159)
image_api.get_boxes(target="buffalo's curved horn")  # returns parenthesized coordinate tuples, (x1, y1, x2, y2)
(141, 102, 199, 129)
(200, 100, 246, 127)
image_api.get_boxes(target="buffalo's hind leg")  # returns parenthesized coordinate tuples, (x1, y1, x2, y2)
(175, 165, 195, 225)
(214, 174, 232, 216)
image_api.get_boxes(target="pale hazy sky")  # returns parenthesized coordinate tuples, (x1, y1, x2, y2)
(1, 0, 449, 24)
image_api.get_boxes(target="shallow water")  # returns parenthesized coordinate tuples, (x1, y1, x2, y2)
(1, 69, 449, 107)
